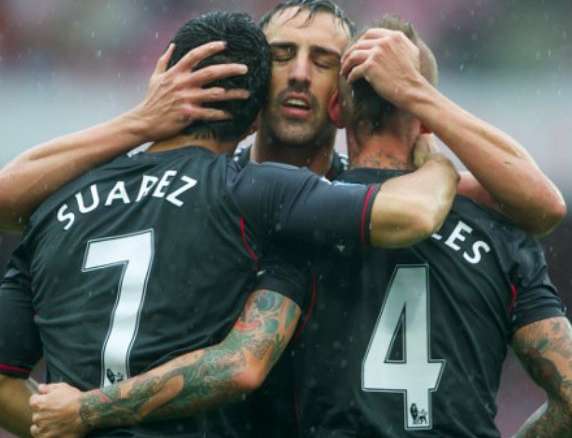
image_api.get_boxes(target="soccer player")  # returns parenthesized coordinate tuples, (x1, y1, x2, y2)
(294, 16, 571, 436)
(0, 11, 458, 438)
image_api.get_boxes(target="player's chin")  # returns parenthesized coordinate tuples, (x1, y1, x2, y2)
(274, 122, 321, 148)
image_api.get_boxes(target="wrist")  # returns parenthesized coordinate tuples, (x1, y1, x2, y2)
(399, 74, 440, 115)
(120, 106, 152, 144)
(78, 390, 101, 430)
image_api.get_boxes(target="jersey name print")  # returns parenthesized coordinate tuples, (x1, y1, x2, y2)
(57, 170, 198, 231)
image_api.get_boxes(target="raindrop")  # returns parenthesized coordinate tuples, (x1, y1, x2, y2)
(97, 49, 103, 58)
(155, 32, 159, 40)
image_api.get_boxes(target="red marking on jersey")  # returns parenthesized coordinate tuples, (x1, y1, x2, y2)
(0, 363, 30, 376)
(510, 283, 518, 311)
(240, 217, 258, 267)
(361, 186, 376, 245)
(293, 273, 318, 341)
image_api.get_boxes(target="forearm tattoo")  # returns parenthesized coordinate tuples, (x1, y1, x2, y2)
(512, 317, 572, 437)
(79, 289, 300, 429)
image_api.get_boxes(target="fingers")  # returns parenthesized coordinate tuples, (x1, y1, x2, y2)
(186, 63, 248, 87)
(341, 39, 377, 65)
(346, 62, 368, 84)
(359, 28, 402, 41)
(30, 394, 40, 409)
(153, 43, 175, 76)
(184, 106, 233, 122)
(170, 41, 226, 74)
(341, 49, 369, 78)
(186, 87, 250, 103)
(30, 423, 40, 437)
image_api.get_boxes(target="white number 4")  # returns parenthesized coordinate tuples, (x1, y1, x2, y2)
(362, 265, 445, 430)
(82, 229, 154, 387)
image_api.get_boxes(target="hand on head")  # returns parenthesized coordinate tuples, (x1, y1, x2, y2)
(131, 41, 251, 142)
(340, 28, 422, 108)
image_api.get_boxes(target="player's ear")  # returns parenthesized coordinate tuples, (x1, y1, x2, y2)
(328, 91, 345, 129)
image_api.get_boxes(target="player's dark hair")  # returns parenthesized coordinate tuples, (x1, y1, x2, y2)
(349, 15, 438, 135)
(167, 11, 271, 142)
(259, 0, 356, 36)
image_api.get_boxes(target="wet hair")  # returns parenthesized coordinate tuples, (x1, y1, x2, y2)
(167, 11, 271, 141)
(348, 15, 438, 135)
(259, 0, 356, 36)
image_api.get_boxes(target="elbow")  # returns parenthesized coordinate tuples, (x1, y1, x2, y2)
(233, 361, 269, 394)
(526, 195, 567, 237)
(414, 205, 443, 241)
(540, 196, 567, 235)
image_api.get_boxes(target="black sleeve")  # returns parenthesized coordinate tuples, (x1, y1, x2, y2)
(510, 235, 566, 333)
(228, 161, 379, 248)
(0, 248, 42, 378)
(254, 247, 310, 311)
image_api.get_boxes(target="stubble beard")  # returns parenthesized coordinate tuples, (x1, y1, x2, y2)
(262, 103, 336, 151)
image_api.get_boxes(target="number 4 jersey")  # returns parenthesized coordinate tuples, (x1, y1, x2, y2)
(0, 146, 377, 436)
(296, 168, 565, 438)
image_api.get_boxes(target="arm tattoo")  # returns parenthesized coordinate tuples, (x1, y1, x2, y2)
(78, 289, 301, 429)
(512, 316, 572, 437)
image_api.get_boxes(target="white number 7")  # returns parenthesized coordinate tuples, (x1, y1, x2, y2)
(362, 265, 445, 430)
(82, 229, 154, 387)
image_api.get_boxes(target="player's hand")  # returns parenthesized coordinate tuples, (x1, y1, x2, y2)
(29, 383, 88, 438)
(413, 134, 441, 168)
(129, 41, 250, 142)
(340, 28, 422, 108)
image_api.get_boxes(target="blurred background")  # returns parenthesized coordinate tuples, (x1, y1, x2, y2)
(0, 0, 570, 436)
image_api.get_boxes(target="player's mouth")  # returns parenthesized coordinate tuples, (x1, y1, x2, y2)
(281, 94, 312, 119)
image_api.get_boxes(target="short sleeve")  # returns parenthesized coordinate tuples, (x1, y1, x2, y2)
(0, 248, 42, 378)
(510, 235, 565, 333)
(227, 161, 379, 248)
(254, 246, 310, 311)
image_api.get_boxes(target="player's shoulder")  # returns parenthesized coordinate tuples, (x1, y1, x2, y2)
(449, 195, 532, 252)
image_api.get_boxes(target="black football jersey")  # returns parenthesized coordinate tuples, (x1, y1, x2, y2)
(0, 146, 376, 437)
(296, 168, 565, 438)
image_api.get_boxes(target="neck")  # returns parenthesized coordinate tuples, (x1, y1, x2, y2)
(251, 134, 334, 176)
(347, 130, 414, 171)
(148, 134, 237, 156)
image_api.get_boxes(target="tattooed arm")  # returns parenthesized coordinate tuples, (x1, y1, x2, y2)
(29, 289, 301, 437)
(512, 316, 572, 437)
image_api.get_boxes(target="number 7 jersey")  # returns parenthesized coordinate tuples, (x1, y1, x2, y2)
(0, 146, 376, 436)
(296, 168, 565, 438)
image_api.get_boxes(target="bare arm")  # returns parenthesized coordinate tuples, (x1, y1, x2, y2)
(342, 28, 566, 236)
(370, 153, 458, 248)
(0, 375, 36, 437)
(0, 41, 250, 232)
(30, 289, 301, 436)
(512, 316, 572, 437)
(403, 80, 565, 235)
